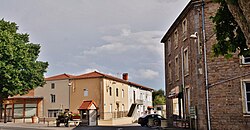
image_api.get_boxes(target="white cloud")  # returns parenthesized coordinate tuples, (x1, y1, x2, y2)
(137, 69, 159, 80)
(0, 0, 189, 90)
(81, 26, 164, 58)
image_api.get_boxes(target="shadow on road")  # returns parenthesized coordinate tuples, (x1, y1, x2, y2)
(73, 126, 154, 130)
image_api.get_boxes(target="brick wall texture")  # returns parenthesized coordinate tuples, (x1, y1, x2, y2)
(163, 0, 250, 129)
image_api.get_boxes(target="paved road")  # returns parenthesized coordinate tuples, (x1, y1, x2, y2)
(0, 122, 187, 130)
(73, 126, 157, 130)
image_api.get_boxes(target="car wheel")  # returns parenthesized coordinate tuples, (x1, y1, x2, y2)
(153, 120, 160, 126)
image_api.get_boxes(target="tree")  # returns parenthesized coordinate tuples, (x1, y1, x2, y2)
(154, 95, 166, 105)
(211, 0, 250, 57)
(152, 89, 166, 105)
(0, 19, 48, 119)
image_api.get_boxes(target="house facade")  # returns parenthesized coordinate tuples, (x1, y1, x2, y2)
(34, 71, 153, 123)
(2, 90, 43, 123)
(161, 0, 250, 129)
(34, 74, 73, 118)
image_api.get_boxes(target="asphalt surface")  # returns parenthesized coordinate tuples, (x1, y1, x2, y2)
(0, 122, 188, 130)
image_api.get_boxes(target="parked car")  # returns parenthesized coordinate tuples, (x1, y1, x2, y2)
(138, 114, 166, 127)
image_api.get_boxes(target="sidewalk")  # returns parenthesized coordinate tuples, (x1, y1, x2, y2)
(0, 122, 74, 130)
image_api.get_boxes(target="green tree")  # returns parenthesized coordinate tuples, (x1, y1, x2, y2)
(211, 0, 250, 57)
(154, 95, 166, 105)
(152, 89, 166, 105)
(0, 19, 48, 119)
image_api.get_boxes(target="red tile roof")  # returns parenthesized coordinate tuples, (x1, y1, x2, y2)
(78, 100, 97, 110)
(45, 73, 75, 81)
(45, 71, 154, 91)
(74, 71, 154, 91)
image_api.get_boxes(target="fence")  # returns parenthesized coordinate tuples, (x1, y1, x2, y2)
(99, 111, 128, 120)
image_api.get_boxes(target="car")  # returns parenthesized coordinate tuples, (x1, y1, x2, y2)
(138, 114, 166, 127)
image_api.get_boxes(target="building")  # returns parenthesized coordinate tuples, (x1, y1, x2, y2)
(34, 71, 153, 124)
(2, 90, 43, 123)
(161, 0, 250, 129)
(34, 73, 73, 118)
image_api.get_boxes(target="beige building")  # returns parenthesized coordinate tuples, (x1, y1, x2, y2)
(34, 74, 73, 117)
(34, 71, 153, 122)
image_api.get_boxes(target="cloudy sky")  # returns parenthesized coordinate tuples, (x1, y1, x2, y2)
(0, 0, 189, 90)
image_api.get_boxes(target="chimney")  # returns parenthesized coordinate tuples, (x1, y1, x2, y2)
(122, 73, 128, 81)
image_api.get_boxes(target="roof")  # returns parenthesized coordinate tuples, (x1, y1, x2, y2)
(45, 71, 154, 91)
(78, 100, 97, 110)
(45, 73, 75, 81)
(74, 71, 154, 91)
(161, 0, 197, 43)
(5, 96, 43, 100)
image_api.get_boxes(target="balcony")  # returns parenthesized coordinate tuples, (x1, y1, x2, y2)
(135, 99, 143, 105)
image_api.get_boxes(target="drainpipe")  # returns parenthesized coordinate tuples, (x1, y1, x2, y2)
(201, 0, 211, 130)
(181, 46, 186, 119)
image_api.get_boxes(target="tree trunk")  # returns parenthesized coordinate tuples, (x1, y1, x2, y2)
(225, 0, 250, 45)
(0, 96, 3, 120)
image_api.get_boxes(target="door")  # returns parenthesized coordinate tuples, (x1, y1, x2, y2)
(88, 110, 97, 126)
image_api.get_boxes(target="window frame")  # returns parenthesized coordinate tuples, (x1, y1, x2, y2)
(116, 88, 119, 97)
(242, 80, 250, 114)
(109, 87, 112, 96)
(84, 88, 88, 97)
(182, 18, 187, 41)
(174, 30, 178, 49)
(51, 83, 55, 89)
(168, 62, 172, 83)
(50, 94, 56, 103)
(168, 38, 171, 55)
(122, 89, 124, 98)
(184, 47, 189, 75)
(175, 55, 179, 80)
(241, 55, 250, 64)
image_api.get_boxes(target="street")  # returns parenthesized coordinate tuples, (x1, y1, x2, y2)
(0, 123, 188, 130)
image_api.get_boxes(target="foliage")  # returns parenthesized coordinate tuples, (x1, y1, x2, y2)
(211, 0, 249, 57)
(0, 19, 48, 99)
(153, 95, 166, 105)
(153, 89, 165, 105)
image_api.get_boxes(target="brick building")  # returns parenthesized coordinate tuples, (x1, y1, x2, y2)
(161, 0, 250, 129)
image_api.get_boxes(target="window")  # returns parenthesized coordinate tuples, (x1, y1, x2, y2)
(116, 88, 119, 97)
(174, 30, 178, 49)
(241, 55, 250, 64)
(122, 104, 125, 111)
(25, 104, 37, 117)
(175, 55, 179, 80)
(109, 87, 112, 96)
(182, 19, 187, 40)
(168, 38, 171, 55)
(110, 104, 112, 112)
(51, 94, 56, 103)
(13, 104, 23, 118)
(122, 89, 124, 98)
(184, 48, 189, 75)
(242, 81, 250, 113)
(51, 83, 55, 89)
(48, 109, 62, 117)
(186, 87, 190, 112)
(84, 89, 88, 96)
(168, 62, 172, 83)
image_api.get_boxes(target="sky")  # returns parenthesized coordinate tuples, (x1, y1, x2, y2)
(0, 0, 189, 90)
